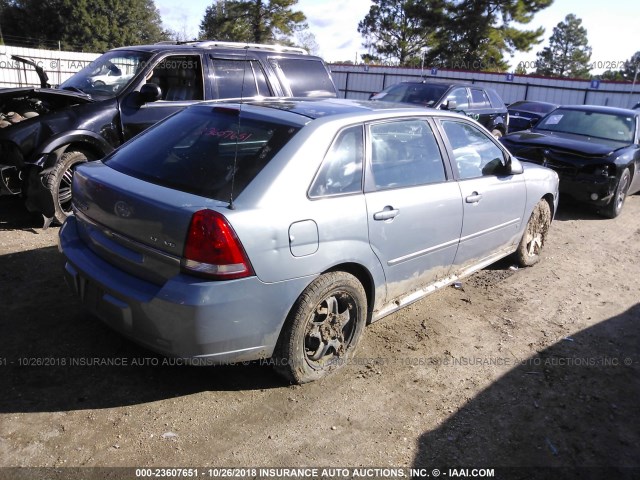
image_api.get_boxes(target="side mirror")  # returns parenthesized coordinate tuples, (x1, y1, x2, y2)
(441, 99, 457, 110)
(507, 156, 524, 175)
(139, 83, 162, 104)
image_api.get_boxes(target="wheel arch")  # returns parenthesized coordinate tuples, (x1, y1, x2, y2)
(32, 130, 115, 169)
(275, 261, 377, 352)
(323, 262, 376, 324)
(625, 161, 635, 182)
(542, 192, 556, 220)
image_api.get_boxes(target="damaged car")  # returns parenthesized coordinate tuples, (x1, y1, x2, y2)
(59, 98, 559, 383)
(500, 105, 640, 218)
(0, 42, 338, 224)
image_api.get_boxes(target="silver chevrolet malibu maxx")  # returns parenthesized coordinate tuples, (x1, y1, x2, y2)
(59, 99, 559, 384)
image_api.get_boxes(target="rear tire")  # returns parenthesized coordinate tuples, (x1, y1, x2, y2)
(47, 150, 89, 224)
(515, 200, 551, 267)
(274, 272, 367, 384)
(600, 167, 630, 219)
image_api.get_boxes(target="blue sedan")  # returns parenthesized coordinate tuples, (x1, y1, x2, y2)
(59, 99, 559, 383)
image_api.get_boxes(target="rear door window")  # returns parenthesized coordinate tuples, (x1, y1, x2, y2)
(106, 107, 299, 200)
(269, 58, 337, 97)
(368, 120, 447, 190)
(486, 89, 506, 109)
(470, 88, 491, 108)
(210, 58, 272, 98)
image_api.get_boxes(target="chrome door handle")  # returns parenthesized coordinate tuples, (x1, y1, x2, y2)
(373, 207, 399, 221)
(465, 192, 483, 203)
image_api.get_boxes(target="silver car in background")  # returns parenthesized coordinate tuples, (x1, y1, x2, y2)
(59, 99, 559, 384)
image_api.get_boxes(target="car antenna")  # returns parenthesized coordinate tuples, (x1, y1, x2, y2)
(227, 45, 250, 211)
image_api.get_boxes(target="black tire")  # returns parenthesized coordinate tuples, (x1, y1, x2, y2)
(274, 272, 367, 384)
(600, 167, 631, 219)
(515, 200, 551, 267)
(93, 80, 106, 86)
(47, 150, 88, 224)
(491, 128, 503, 139)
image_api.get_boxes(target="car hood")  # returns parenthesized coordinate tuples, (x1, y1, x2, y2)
(502, 130, 628, 158)
(0, 87, 93, 104)
(11, 54, 51, 88)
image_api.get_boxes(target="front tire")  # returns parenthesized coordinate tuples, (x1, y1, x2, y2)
(600, 167, 630, 219)
(274, 272, 367, 384)
(515, 200, 551, 267)
(47, 150, 89, 224)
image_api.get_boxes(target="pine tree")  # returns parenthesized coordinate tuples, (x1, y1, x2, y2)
(425, 0, 551, 72)
(535, 14, 592, 78)
(357, 0, 436, 66)
(0, 0, 167, 51)
(600, 52, 640, 82)
(199, 0, 305, 45)
(359, 0, 552, 71)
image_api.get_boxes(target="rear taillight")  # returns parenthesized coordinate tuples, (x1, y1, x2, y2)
(182, 209, 253, 280)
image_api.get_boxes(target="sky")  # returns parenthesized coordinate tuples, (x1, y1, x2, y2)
(155, 0, 640, 73)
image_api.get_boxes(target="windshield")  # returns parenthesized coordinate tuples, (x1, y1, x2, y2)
(105, 106, 300, 200)
(59, 50, 151, 98)
(535, 108, 636, 143)
(371, 83, 448, 107)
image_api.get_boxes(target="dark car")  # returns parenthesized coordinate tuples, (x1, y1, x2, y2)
(500, 105, 640, 218)
(507, 100, 559, 132)
(370, 81, 509, 138)
(0, 41, 338, 223)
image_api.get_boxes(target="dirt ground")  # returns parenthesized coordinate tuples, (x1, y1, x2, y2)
(0, 194, 639, 478)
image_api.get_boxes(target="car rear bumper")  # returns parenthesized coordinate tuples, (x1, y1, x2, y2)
(59, 215, 311, 364)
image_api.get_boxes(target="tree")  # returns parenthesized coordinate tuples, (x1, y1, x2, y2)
(514, 63, 527, 75)
(294, 29, 319, 56)
(0, 0, 167, 51)
(358, 0, 552, 71)
(415, 0, 551, 72)
(361, 53, 382, 64)
(535, 14, 592, 78)
(357, 0, 437, 66)
(199, 0, 305, 44)
(600, 51, 640, 82)
(199, 1, 251, 42)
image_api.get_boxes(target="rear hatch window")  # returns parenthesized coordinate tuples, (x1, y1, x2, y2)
(105, 106, 300, 200)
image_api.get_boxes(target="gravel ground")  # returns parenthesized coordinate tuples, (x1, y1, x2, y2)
(0, 195, 639, 479)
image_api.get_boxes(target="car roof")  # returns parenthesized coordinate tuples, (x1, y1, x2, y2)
(191, 98, 460, 124)
(110, 40, 313, 57)
(393, 81, 482, 89)
(509, 100, 558, 108)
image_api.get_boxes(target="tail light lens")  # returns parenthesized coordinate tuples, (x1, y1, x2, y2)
(182, 209, 253, 280)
